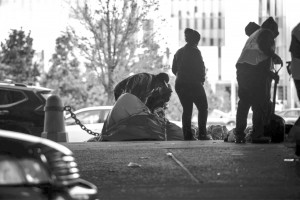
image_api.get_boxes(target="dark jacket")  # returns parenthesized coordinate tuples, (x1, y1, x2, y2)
(257, 29, 276, 57)
(290, 35, 300, 59)
(172, 44, 206, 84)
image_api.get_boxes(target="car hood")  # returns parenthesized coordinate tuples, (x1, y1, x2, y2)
(0, 130, 72, 156)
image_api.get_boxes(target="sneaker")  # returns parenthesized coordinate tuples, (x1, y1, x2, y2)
(252, 136, 271, 144)
(234, 132, 246, 144)
(198, 134, 213, 140)
(235, 136, 246, 144)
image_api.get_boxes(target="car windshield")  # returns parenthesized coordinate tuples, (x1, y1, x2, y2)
(0, 156, 50, 185)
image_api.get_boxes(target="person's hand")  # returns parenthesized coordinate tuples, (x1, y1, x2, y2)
(273, 54, 283, 66)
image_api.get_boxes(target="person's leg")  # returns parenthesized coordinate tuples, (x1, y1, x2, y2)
(235, 65, 253, 143)
(175, 84, 194, 140)
(235, 98, 251, 143)
(251, 74, 271, 143)
(192, 84, 210, 140)
(294, 79, 300, 100)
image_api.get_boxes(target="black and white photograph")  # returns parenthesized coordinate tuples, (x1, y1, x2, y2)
(0, 0, 300, 199)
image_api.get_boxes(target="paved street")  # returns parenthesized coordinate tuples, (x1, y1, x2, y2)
(63, 141, 300, 200)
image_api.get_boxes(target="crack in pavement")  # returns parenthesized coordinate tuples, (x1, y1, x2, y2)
(166, 149, 201, 184)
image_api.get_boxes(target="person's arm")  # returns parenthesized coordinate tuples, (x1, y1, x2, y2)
(198, 50, 206, 83)
(257, 29, 283, 66)
(172, 51, 179, 76)
(257, 30, 275, 56)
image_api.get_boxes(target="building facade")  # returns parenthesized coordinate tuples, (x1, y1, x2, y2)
(166, 0, 300, 113)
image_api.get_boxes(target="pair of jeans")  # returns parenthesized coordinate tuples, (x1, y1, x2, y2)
(236, 64, 271, 138)
(175, 81, 208, 140)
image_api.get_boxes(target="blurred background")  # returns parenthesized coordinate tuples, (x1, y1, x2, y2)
(0, 0, 299, 123)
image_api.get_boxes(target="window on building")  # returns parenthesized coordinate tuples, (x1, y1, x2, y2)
(278, 86, 287, 100)
(202, 37, 206, 45)
(210, 13, 214, 29)
(202, 12, 206, 29)
(267, 0, 270, 15)
(218, 12, 222, 29)
(194, 18, 198, 29)
(179, 18, 182, 30)
(179, 11, 182, 30)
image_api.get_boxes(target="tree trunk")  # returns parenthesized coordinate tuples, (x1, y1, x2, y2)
(106, 67, 115, 105)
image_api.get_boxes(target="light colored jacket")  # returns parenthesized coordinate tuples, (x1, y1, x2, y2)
(237, 29, 274, 66)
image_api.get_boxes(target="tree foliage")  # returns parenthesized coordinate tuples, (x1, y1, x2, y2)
(0, 29, 40, 83)
(68, 0, 163, 104)
(40, 33, 88, 110)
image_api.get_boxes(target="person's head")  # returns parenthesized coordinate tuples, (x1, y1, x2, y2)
(184, 28, 201, 45)
(261, 17, 279, 38)
(245, 22, 260, 36)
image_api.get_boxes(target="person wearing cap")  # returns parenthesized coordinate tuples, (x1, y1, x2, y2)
(235, 17, 283, 143)
(172, 28, 210, 140)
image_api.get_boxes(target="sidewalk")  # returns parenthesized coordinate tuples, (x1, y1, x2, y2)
(63, 141, 300, 200)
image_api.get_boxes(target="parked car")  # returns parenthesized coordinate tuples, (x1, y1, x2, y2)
(275, 108, 300, 124)
(193, 109, 236, 127)
(0, 81, 52, 137)
(0, 129, 98, 200)
(65, 106, 113, 142)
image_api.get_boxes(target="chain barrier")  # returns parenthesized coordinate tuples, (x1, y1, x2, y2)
(64, 106, 100, 137)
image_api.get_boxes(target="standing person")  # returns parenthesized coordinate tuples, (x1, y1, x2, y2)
(288, 23, 300, 156)
(235, 17, 282, 143)
(289, 23, 300, 100)
(172, 28, 210, 140)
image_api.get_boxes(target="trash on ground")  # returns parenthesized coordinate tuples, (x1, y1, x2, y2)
(139, 156, 149, 159)
(166, 152, 173, 157)
(128, 162, 142, 168)
(284, 158, 299, 162)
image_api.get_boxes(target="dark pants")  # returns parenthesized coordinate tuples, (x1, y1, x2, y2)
(294, 79, 300, 100)
(236, 63, 271, 138)
(293, 79, 300, 126)
(175, 81, 208, 140)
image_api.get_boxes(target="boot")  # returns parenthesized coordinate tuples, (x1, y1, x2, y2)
(198, 133, 212, 140)
(252, 136, 271, 144)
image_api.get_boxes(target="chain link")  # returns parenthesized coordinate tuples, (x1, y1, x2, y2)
(64, 106, 100, 137)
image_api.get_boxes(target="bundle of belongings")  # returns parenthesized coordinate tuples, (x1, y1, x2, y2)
(93, 72, 184, 141)
(224, 126, 253, 143)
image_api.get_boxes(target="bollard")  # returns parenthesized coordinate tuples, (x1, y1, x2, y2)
(41, 95, 68, 142)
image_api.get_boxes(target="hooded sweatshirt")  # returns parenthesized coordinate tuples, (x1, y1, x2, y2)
(172, 43, 206, 84)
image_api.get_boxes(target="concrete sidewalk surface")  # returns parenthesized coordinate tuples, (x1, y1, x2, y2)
(63, 141, 300, 200)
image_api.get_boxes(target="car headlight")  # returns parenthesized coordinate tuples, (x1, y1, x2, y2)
(0, 159, 26, 184)
(0, 156, 50, 185)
